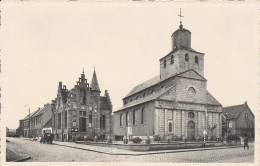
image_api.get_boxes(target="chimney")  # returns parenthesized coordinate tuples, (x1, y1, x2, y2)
(58, 82, 62, 91)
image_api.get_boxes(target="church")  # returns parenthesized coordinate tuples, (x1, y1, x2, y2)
(113, 14, 222, 141)
(52, 69, 113, 142)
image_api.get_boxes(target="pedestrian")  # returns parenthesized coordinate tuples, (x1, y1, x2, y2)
(244, 136, 249, 150)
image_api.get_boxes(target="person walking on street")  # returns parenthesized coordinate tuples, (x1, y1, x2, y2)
(244, 136, 249, 150)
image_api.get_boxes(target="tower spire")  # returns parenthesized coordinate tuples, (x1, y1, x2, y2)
(91, 67, 100, 92)
(178, 8, 184, 29)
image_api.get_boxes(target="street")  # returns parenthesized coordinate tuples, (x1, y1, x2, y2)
(6, 137, 254, 163)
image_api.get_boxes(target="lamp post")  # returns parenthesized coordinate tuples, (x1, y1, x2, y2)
(203, 108, 208, 146)
(25, 104, 31, 139)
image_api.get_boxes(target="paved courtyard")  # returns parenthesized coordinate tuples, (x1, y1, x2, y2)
(6, 137, 254, 163)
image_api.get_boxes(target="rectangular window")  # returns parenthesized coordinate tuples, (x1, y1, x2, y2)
(245, 113, 248, 119)
(58, 113, 61, 129)
(89, 111, 92, 127)
(79, 111, 83, 116)
(83, 111, 86, 117)
(228, 121, 232, 128)
(100, 115, 106, 129)
(73, 110, 77, 116)
(64, 111, 67, 128)
(79, 117, 86, 132)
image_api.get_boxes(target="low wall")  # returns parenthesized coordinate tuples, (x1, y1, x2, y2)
(76, 141, 224, 151)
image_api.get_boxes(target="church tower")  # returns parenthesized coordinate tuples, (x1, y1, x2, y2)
(160, 9, 204, 80)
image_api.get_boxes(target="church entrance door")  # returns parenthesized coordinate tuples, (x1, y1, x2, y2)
(187, 120, 195, 140)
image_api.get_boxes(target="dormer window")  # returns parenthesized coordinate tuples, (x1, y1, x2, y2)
(143, 93, 146, 97)
(185, 53, 189, 62)
(151, 90, 154, 94)
(130, 99, 132, 102)
(171, 55, 174, 64)
(163, 59, 166, 68)
(195, 56, 199, 64)
(124, 101, 127, 105)
(136, 96, 139, 100)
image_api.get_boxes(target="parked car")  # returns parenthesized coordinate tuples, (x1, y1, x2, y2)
(40, 133, 54, 144)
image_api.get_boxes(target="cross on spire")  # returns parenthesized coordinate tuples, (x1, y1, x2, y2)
(178, 8, 184, 29)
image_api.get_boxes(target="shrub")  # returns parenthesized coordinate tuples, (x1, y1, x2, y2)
(115, 136, 124, 141)
(132, 137, 142, 144)
(145, 136, 150, 144)
(227, 134, 240, 141)
(98, 134, 106, 141)
(153, 135, 161, 142)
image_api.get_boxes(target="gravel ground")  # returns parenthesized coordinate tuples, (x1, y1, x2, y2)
(6, 137, 254, 163)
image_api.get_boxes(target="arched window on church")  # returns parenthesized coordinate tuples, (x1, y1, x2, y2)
(126, 112, 129, 126)
(141, 107, 145, 124)
(164, 59, 167, 68)
(195, 56, 199, 64)
(168, 121, 173, 132)
(120, 113, 123, 126)
(133, 110, 136, 125)
(171, 55, 174, 64)
(185, 53, 189, 62)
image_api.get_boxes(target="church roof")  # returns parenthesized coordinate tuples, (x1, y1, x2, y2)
(171, 28, 191, 36)
(91, 69, 100, 91)
(117, 85, 175, 112)
(222, 102, 249, 119)
(123, 69, 206, 99)
(117, 86, 221, 112)
(100, 96, 111, 110)
(206, 91, 222, 106)
(124, 75, 160, 99)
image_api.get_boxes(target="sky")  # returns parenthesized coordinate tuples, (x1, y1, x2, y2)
(1, 2, 258, 129)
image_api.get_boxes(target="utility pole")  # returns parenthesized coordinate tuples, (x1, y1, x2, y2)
(25, 104, 31, 139)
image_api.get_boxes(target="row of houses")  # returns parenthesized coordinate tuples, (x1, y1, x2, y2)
(16, 19, 255, 141)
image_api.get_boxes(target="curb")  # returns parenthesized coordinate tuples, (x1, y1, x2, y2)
(14, 156, 31, 162)
(53, 143, 242, 156)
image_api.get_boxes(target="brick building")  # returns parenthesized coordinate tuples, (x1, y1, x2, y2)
(52, 69, 112, 142)
(113, 21, 222, 140)
(222, 102, 254, 139)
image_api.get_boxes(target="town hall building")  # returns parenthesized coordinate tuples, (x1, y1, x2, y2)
(113, 17, 222, 141)
(52, 69, 113, 142)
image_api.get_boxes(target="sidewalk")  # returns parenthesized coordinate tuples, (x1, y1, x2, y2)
(53, 141, 242, 156)
(6, 139, 31, 162)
